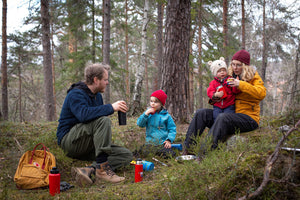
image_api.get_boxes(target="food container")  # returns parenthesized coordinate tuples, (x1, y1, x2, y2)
(175, 155, 197, 162)
(227, 78, 234, 82)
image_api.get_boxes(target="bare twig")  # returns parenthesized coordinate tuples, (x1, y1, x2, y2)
(14, 137, 24, 153)
(152, 157, 168, 166)
(269, 179, 300, 187)
(238, 119, 300, 200)
(235, 151, 245, 166)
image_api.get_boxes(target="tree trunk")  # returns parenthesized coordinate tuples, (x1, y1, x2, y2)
(50, 0, 56, 119)
(289, 35, 300, 107)
(1, 0, 8, 120)
(198, 0, 203, 109)
(188, 21, 197, 116)
(41, 0, 56, 121)
(241, 0, 245, 49)
(260, 0, 267, 115)
(154, 1, 164, 91)
(125, 0, 130, 103)
(145, 59, 149, 106)
(103, 0, 111, 103)
(222, 0, 228, 63)
(67, 1, 76, 64)
(18, 56, 23, 122)
(92, 0, 96, 63)
(161, 0, 191, 123)
(130, 0, 149, 116)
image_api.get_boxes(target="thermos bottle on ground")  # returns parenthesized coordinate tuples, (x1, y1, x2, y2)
(142, 160, 154, 171)
(171, 144, 183, 151)
(135, 159, 143, 182)
(49, 167, 60, 196)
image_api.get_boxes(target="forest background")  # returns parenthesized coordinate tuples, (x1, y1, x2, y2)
(0, 0, 300, 199)
(0, 0, 300, 122)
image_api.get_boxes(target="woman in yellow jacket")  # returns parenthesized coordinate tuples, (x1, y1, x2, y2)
(184, 50, 266, 152)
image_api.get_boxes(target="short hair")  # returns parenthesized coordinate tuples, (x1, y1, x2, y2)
(84, 63, 110, 85)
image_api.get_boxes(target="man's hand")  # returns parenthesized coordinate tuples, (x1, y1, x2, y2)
(112, 100, 128, 112)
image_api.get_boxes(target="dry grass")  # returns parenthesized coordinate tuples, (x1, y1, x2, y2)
(0, 114, 299, 200)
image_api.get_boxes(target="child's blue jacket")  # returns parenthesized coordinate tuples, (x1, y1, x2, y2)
(137, 109, 177, 145)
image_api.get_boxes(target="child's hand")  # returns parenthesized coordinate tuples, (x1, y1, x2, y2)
(214, 91, 224, 98)
(163, 140, 171, 149)
(145, 107, 156, 115)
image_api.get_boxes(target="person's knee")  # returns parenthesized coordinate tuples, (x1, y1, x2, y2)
(196, 108, 209, 114)
(212, 113, 233, 142)
(95, 116, 111, 126)
(195, 108, 211, 118)
(122, 148, 133, 163)
(215, 113, 231, 123)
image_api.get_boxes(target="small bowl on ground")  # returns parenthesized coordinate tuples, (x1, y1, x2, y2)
(175, 155, 197, 162)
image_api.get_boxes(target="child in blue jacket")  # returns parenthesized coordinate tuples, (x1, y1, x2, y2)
(136, 90, 177, 158)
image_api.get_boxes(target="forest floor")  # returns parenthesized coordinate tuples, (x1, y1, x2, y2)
(0, 113, 299, 200)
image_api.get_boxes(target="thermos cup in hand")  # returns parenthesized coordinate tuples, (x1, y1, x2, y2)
(118, 111, 127, 125)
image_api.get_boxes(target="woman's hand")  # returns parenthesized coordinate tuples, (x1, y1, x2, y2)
(163, 140, 171, 148)
(228, 76, 240, 87)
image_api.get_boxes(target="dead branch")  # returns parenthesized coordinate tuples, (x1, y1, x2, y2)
(269, 179, 300, 187)
(14, 137, 24, 153)
(238, 119, 300, 200)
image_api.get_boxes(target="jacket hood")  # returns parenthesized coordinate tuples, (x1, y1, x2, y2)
(67, 81, 96, 98)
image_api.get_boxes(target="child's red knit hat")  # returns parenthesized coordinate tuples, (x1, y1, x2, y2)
(150, 90, 167, 106)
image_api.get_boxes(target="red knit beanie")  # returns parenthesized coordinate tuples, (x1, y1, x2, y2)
(232, 50, 250, 65)
(150, 90, 167, 106)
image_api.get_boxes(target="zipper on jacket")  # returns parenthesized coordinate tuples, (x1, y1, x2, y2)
(158, 117, 162, 130)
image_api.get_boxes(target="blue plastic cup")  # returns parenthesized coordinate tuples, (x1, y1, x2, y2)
(142, 160, 154, 171)
(171, 144, 183, 151)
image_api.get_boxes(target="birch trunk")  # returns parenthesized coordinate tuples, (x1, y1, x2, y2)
(130, 0, 149, 116)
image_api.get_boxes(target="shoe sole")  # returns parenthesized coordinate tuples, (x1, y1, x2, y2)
(95, 178, 125, 184)
(95, 174, 125, 184)
(71, 167, 93, 187)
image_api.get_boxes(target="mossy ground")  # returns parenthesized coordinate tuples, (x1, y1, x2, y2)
(0, 113, 299, 200)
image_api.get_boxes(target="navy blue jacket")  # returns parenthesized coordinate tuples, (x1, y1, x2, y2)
(56, 82, 114, 145)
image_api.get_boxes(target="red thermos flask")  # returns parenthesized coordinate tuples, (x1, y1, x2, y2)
(135, 159, 143, 182)
(216, 85, 228, 99)
(49, 167, 60, 196)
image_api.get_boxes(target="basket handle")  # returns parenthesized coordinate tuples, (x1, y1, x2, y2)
(29, 143, 47, 169)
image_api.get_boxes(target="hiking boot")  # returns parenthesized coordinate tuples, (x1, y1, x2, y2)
(71, 167, 94, 187)
(95, 162, 125, 183)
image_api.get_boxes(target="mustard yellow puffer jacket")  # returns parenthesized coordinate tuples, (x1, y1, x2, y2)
(235, 72, 266, 124)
